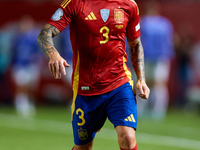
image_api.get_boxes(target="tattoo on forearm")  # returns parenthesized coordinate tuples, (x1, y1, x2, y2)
(37, 24, 60, 56)
(128, 38, 145, 80)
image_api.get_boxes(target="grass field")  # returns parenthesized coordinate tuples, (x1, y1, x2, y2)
(0, 105, 200, 150)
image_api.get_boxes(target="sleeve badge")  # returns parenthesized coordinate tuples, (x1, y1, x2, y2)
(51, 8, 63, 21)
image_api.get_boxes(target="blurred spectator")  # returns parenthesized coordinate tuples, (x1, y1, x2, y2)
(11, 15, 42, 117)
(173, 23, 194, 107)
(185, 40, 200, 109)
(138, 1, 175, 120)
(191, 41, 200, 86)
(0, 27, 12, 104)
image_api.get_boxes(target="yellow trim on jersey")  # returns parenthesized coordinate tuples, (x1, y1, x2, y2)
(123, 53, 134, 88)
(71, 52, 80, 121)
(61, 0, 72, 8)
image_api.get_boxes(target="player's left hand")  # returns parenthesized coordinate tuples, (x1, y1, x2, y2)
(136, 79, 150, 99)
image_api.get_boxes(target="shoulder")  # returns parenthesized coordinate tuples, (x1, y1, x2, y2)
(60, 0, 84, 9)
(59, 0, 84, 17)
(125, 0, 139, 10)
(125, 0, 138, 6)
(121, 0, 139, 17)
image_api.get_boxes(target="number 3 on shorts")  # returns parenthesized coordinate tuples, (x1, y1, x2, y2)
(76, 108, 86, 126)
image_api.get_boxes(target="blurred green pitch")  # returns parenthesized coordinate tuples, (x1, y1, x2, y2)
(0, 106, 200, 150)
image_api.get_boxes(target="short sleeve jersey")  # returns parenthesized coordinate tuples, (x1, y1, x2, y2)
(48, 0, 141, 96)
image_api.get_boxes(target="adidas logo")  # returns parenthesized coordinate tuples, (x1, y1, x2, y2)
(124, 114, 136, 122)
(85, 12, 97, 20)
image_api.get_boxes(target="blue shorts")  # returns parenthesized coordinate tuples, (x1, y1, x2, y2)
(72, 82, 137, 145)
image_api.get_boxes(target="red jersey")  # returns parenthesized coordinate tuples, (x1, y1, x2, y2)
(48, 0, 141, 96)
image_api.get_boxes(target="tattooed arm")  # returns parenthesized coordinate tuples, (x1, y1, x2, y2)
(37, 24, 60, 56)
(128, 37, 150, 99)
(37, 24, 70, 79)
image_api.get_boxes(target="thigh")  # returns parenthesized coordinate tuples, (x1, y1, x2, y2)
(107, 82, 137, 130)
(72, 94, 107, 145)
(116, 125, 136, 137)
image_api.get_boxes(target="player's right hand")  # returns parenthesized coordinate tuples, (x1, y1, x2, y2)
(48, 51, 70, 79)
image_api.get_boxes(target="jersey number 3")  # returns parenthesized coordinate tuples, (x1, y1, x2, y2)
(100, 26, 110, 44)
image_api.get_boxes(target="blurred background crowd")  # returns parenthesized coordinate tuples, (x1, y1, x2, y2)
(0, 0, 200, 119)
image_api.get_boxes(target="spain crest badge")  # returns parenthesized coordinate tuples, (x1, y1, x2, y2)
(114, 8, 124, 23)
